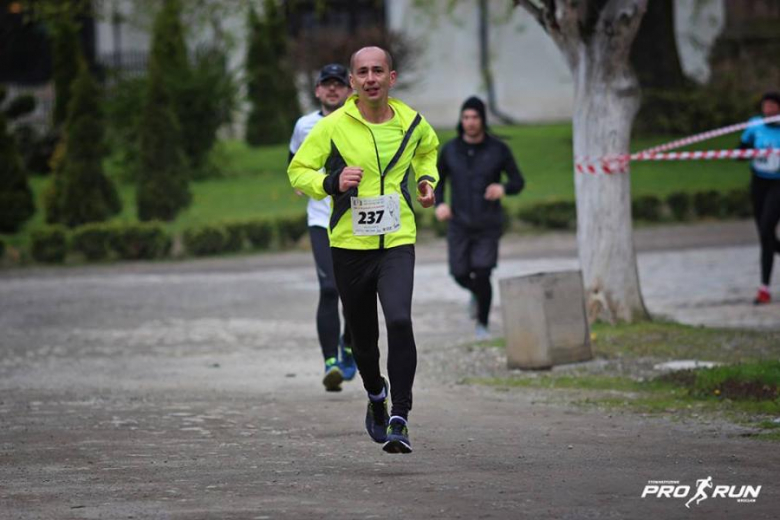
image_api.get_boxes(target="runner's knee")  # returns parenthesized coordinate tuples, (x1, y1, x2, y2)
(453, 274, 471, 289)
(385, 315, 413, 336)
(472, 268, 492, 281)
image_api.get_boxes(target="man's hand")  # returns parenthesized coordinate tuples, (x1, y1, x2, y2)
(434, 203, 452, 222)
(339, 166, 363, 192)
(484, 183, 505, 201)
(417, 181, 435, 208)
(294, 189, 304, 197)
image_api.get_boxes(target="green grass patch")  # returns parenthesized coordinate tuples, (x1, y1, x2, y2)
(468, 321, 780, 436)
(435, 124, 746, 215)
(467, 374, 676, 393)
(468, 360, 780, 437)
(3, 123, 751, 257)
(474, 320, 780, 364)
(670, 361, 780, 400)
(590, 320, 780, 363)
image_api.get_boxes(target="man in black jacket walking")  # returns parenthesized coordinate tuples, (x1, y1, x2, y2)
(434, 96, 524, 339)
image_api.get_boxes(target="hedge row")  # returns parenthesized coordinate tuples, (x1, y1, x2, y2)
(25, 214, 310, 263)
(182, 215, 306, 257)
(18, 188, 753, 264)
(415, 189, 753, 234)
(30, 222, 171, 263)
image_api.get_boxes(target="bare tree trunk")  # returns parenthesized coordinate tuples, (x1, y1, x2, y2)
(573, 44, 648, 322)
(514, 0, 650, 323)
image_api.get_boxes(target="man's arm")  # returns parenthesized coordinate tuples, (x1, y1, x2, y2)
(411, 117, 440, 188)
(287, 120, 331, 200)
(411, 118, 440, 208)
(434, 144, 448, 206)
(501, 143, 525, 195)
(739, 127, 755, 149)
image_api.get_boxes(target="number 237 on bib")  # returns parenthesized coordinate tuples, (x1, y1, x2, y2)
(350, 193, 402, 236)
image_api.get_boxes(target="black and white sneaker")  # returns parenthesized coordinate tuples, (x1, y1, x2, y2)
(383, 416, 412, 454)
(365, 377, 389, 443)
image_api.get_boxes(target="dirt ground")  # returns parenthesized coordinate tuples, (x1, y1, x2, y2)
(1, 220, 778, 519)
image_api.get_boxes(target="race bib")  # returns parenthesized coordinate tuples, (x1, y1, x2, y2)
(350, 193, 401, 236)
(753, 153, 780, 174)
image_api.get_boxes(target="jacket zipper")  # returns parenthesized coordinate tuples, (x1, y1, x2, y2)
(347, 113, 386, 249)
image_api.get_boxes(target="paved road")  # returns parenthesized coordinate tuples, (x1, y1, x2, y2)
(1, 221, 778, 519)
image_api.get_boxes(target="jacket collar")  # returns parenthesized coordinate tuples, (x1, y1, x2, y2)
(343, 94, 417, 129)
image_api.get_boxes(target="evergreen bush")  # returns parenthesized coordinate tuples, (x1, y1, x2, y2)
(632, 195, 663, 222)
(722, 189, 752, 219)
(245, 2, 300, 146)
(183, 224, 227, 256)
(0, 88, 35, 233)
(72, 223, 113, 261)
(243, 219, 273, 250)
(693, 190, 724, 218)
(518, 201, 576, 230)
(666, 192, 692, 221)
(108, 222, 171, 260)
(222, 221, 246, 252)
(31, 226, 68, 263)
(276, 214, 308, 247)
(51, 18, 81, 127)
(45, 61, 122, 228)
(136, 45, 191, 221)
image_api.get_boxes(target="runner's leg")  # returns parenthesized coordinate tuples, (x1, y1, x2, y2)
(376, 245, 416, 420)
(471, 268, 493, 327)
(309, 226, 340, 360)
(448, 223, 473, 291)
(331, 248, 383, 395)
(757, 180, 780, 285)
(470, 232, 500, 327)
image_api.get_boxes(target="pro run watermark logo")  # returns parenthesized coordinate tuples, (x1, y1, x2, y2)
(641, 477, 761, 508)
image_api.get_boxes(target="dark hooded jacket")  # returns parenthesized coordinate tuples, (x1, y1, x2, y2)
(435, 96, 524, 231)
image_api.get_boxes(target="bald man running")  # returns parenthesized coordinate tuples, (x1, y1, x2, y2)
(288, 47, 440, 454)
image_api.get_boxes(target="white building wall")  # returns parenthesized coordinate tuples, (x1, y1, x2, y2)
(387, 0, 726, 127)
(386, 0, 573, 127)
(91, 0, 726, 128)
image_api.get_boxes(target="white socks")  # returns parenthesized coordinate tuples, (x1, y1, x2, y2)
(368, 386, 387, 402)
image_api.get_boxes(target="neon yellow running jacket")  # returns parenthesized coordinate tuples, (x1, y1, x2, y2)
(287, 95, 439, 250)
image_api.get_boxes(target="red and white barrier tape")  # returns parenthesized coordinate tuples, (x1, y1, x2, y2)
(575, 115, 780, 174)
(638, 114, 780, 155)
(632, 148, 780, 162)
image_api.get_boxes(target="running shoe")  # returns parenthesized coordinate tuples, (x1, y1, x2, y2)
(365, 377, 389, 443)
(475, 323, 490, 341)
(339, 337, 357, 381)
(754, 288, 771, 305)
(383, 417, 412, 454)
(323, 357, 343, 392)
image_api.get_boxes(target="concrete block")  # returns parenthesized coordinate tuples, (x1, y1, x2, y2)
(499, 270, 592, 369)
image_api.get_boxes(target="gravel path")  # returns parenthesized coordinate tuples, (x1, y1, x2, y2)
(1, 221, 778, 519)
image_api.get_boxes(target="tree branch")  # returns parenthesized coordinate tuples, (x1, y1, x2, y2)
(513, 0, 583, 71)
(597, 0, 648, 47)
(513, 0, 546, 29)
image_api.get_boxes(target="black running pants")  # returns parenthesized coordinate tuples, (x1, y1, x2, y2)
(331, 245, 416, 419)
(309, 226, 351, 361)
(750, 176, 780, 285)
